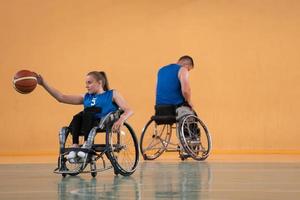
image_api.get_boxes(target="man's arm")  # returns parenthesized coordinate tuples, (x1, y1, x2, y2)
(179, 67, 193, 108)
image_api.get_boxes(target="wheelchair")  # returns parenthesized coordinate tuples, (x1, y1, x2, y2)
(140, 105, 212, 161)
(54, 109, 139, 177)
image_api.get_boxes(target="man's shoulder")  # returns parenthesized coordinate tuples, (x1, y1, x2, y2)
(178, 66, 188, 75)
(164, 63, 180, 68)
(159, 63, 180, 71)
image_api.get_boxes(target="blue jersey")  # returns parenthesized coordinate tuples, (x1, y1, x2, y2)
(83, 90, 118, 119)
(156, 64, 185, 105)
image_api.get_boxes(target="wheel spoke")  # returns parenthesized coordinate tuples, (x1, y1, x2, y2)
(179, 115, 211, 161)
(140, 120, 172, 160)
(109, 123, 138, 175)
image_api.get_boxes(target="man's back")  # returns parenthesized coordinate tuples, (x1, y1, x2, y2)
(156, 64, 185, 105)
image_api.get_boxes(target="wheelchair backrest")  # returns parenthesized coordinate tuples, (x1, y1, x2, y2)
(152, 105, 177, 125)
(155, 105, 176, 116)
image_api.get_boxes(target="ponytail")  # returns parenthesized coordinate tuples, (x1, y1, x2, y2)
(87, 71, 110, 91)
(99, 71, 110, 91)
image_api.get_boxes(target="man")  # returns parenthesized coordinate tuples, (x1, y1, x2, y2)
(156, 55, 194, 109)
(155, 55, 195, 158)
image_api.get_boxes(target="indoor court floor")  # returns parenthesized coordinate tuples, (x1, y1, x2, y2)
(0, 155, 300, 200)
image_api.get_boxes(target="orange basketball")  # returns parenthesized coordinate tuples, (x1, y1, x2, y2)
(13, 70, 38, 94)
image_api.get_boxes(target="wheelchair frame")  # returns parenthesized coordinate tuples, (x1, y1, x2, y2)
(140, 110, 212, 161)
(54, 110, 139, 177)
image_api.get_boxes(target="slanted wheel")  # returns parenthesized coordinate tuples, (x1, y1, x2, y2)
(60, 129, 85, 176)
(90, 161, 97, 177)
(140, 119, 172, 160)
(107, 122, 139, 176)
(57, 156, 68, 177)
(179, 115, 212, 161)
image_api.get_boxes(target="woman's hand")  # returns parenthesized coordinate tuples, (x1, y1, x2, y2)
(112, 118, 124, 132)
(36, 74, 44, 86)
(111, 90, 134, 132)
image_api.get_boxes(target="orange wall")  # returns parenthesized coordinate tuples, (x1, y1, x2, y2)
(0, 0, 300, 155)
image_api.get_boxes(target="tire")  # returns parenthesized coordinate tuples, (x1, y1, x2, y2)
(90, 160, 97, 177)
(140, 119, 172, 160)
(179, 115, 212, 161)
(107, 122, 139, 176)
(57, 156, 69, 177)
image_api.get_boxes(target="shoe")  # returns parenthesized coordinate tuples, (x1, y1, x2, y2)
(66, 151, 76, 160)
(77, 151, 87, 158)
(77, 143, 88, 158)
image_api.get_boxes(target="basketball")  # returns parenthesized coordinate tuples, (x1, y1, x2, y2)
(13, 70, 38, 94)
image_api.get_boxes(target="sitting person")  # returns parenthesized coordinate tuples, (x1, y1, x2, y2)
(37, 71, 133, 160)
(155, 55, 196, 155)
(156, 55, 195, 116)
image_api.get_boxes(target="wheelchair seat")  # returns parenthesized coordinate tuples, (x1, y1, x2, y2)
(152, 105, 177, 124)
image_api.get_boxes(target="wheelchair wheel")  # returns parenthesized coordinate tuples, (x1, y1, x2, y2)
(107, 122, 139, 176)
(140, 119, 172, 160)
(179, 115, 212, 161)
(90, 160, 97, 177)
(60, 130, 85, 176)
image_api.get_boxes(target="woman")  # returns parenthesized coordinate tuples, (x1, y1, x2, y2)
(37, 71, 133, 160)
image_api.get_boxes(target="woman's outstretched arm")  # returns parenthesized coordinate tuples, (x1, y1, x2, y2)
(37, 74, 84, 105)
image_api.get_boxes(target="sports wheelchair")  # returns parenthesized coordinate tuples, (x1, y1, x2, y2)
(54, 109, 139, 177)
(140, 105, 212, 161)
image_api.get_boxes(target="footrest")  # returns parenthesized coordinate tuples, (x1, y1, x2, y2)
(92, 144, 107, 152)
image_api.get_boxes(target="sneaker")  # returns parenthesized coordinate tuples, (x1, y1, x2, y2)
(66, 151, 76, 160)
(77, 151, 87, 158)
(77, 142, 88, 158)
